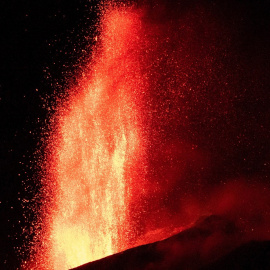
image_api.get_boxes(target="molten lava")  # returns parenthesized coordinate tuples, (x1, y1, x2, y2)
(29, 1, 270, 269)
(37, 8, 150, 270)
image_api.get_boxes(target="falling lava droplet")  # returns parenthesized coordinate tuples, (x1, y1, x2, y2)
(32, 6, 148, 270)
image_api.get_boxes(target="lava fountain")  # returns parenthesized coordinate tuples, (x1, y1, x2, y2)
(33, 7, 149, 270)
(28, 1, 270, 269)
(29, 4, 228, 269)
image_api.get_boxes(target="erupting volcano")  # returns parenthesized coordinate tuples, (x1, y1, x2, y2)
(32, 7, 149, 270)
(26, 1, 270, 269)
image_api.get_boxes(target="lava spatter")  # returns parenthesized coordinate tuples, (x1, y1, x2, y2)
(34, 7, 148, 270)
(28, 1, 270, 269)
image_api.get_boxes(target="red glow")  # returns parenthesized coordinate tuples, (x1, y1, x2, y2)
(45, 9, 148, 269)
(29, 2, 270, 269)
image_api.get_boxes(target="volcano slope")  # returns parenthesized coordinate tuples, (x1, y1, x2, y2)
(71, 215, 270, 270)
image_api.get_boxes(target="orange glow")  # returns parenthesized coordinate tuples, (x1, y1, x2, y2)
(26, 2, 270, 269)
(35, 7, 148, 270)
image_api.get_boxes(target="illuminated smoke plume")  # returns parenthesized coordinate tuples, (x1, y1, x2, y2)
(26, 0, 270, 269)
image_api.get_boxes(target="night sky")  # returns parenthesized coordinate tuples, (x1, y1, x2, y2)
(1, 1, 99, 268)
(1, 0, 270, 269)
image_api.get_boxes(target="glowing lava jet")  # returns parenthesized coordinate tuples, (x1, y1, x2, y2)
(30, 1, 270, 269)
(33, 7, 150, 270)
(32, 4, 220, 269)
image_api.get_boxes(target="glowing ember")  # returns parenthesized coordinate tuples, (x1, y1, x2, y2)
(25, 1, 270, 269)
(48, 11, 141, 270)
(33, 7, 148, 270)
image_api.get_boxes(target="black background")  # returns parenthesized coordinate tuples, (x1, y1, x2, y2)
(0, 0, 269, 269)
(0, 1, 99, 268)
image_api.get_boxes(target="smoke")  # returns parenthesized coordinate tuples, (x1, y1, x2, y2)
(117, 0, 270, 248)
(207, 180, 270, 240)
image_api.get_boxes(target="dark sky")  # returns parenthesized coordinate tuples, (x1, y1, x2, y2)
(0, 1, 99, 268)
(0, 0, 269, 269)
